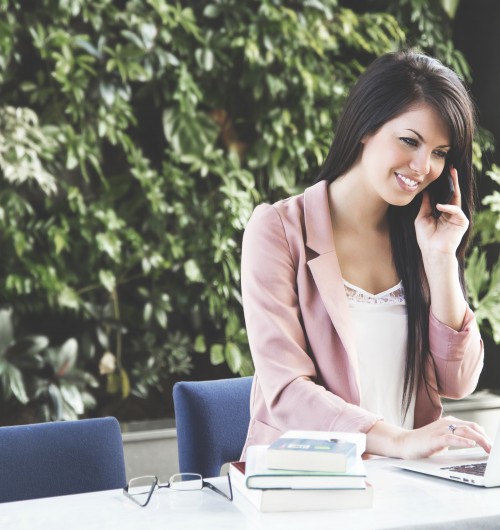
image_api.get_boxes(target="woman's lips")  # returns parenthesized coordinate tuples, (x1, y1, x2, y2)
(395, 172, 419, 192)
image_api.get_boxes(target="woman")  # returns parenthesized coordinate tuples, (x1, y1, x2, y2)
(240, 50, 491, 459)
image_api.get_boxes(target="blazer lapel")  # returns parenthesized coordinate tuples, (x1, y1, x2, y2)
(304, 182, 360, 391)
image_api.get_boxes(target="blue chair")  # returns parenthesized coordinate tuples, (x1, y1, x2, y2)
(0, 417, 126, 503)
(173, 376, 253, 477)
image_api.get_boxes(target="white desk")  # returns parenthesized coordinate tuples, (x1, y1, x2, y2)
(2, 457, 500, 530)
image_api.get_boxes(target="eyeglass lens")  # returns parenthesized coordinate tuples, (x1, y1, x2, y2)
(127, 476, 157, 496)
(169, 473, 203, 491)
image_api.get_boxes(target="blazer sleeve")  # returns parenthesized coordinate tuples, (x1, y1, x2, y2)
(241, 203, 380, 433)
(429, 306, 484, 399)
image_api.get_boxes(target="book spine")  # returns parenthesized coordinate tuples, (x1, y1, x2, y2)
(229, 464, 262, 511)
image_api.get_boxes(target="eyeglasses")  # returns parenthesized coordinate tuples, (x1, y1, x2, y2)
(123, 472, 233, 507)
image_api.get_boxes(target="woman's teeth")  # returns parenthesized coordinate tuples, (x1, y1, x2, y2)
(396, 173, 419, 189)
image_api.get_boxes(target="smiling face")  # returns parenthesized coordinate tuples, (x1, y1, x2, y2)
(356, 104, 451, 207)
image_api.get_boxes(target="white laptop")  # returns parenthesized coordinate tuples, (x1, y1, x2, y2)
(392, 422, 500, 487)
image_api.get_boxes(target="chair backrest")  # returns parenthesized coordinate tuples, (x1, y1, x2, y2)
(0, 416, 126, 503)
(173, 376, 253, 477)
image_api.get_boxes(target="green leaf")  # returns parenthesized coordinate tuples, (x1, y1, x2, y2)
(210, 343, 224, 365)
(194, 335, 206, 353)
(120, 368, 130, 398)
(60, 383, 85, 415)
(8, 352, 45, 370)
(6, 335, 49, 358)
(474, 261, 500, 343)
(99, 81, 116, 106)
(99, 270, 116, 292)
(143, 302, 153, 323)
(96, 232, 122, 261)
(82, 391, 97, 409)
(140, 22, 157, 49)
(162, 107, 218, 157)
(57, 286, 81, 310)
(106, 373, 121, 394)
(239, 355, 255, 377)
(0, 309, 15, 354)
(203, 5, 220, 18)
(54, 338, 78, 375)
(225, 342, 242, 373)
(486, 165, 500, 186)
(184, 259, 203, 283)
(465, 248, 489, 309)
(195, 48, 214, 71)
(225, 313, 241, 337)
(121, 30, 145, 49)
(48, 384, 64, 420)
(155, 309, 168, 329)
(440, 0, 461, 19)
(3, 364, 29, 404)
(74, 38, 101, 59)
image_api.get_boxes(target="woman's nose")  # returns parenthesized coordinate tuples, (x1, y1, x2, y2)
(409, 152, 431, 175)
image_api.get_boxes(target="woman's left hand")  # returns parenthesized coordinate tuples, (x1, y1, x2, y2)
(414, 167, 469, 258)
(398, 416, 492, 460)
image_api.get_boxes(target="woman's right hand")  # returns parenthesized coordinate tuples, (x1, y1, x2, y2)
(366, 416, 492, 459)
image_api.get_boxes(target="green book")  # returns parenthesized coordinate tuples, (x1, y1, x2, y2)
(230, 460, 373, 512)
(246, 444, 367, 490)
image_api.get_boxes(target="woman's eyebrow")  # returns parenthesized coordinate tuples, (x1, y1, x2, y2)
(405, 128, 450, 149)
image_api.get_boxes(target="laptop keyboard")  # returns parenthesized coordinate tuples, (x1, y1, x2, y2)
(441, 463, 487, 476)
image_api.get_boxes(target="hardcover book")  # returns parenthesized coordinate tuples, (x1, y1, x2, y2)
(246, 444, 367, 490)
(230, 461, 373, 513)
(266, 431, 361, 473)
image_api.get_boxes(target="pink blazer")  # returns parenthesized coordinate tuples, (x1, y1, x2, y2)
(240, 180, 484, 457)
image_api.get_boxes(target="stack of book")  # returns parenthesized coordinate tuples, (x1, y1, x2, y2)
(229, 430, 373, 512)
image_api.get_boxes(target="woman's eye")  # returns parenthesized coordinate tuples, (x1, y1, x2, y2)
(400, 137, 418, 147)
(433, 150, 448, 159)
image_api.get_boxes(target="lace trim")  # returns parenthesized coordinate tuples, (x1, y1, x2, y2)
(344, 280, 406, 305)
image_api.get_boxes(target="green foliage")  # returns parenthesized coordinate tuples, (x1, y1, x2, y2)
(0, 0, 498, 421)
(0, 309, 46, 405)
(0, 309, 97, 422)
(384, 0, 471, 81)
(466, 166, 500, 343)
(0, 106, 57, 194)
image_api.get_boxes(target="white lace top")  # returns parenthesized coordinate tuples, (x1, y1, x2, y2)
(344, 279, 415, 429)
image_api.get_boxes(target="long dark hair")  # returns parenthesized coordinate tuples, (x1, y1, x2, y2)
(316, 50, 477, 417)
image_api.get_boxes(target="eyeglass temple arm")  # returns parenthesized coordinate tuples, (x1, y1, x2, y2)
(202, 474, 233, 501)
